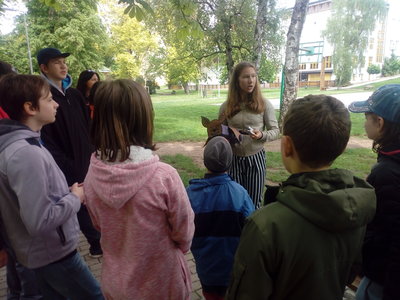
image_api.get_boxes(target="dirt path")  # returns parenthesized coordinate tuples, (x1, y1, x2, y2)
(154, 136, 372, 167)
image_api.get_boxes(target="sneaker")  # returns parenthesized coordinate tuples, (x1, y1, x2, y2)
(88, 253, 103, 259)
(89, 248, 103, 259)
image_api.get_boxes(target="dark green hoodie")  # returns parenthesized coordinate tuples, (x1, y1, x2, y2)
(226, 169, 376, 300)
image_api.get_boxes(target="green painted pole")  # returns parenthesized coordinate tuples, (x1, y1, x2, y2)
(279, 66, 285, 118)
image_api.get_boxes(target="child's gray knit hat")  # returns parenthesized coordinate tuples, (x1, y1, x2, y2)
(203, 136, 233, 173)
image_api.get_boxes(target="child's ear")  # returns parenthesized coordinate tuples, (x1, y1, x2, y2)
(23, 101, 37, 116)
(376, 116, 385, 132)
(281, 135, 294, 158)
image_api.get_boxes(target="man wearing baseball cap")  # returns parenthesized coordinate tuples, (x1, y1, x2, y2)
(348, 84, 400, 300)
(37, 48, 102, 258)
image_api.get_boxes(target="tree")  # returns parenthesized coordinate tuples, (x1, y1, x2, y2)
(165, 45, 201, 94)
(367, 64, 381, 75)
(1, 0, 110, 82)
(108, 5, 159, 79)
(381, 53, 400, 76)
(279, 0, 309, 126)
(258, 53, 279, 83)
(323, 0, 387, 86)
(252, 0, 283, 72)
(134, 0, 284, 79)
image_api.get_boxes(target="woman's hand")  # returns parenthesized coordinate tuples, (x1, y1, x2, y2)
(250, 129, 263, 140)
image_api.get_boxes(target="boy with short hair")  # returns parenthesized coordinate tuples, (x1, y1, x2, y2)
(226, 95, 377, 300)
(0, 74, 104, 300)
(186, 136, 254, 300)
(37, 47, 102, 257)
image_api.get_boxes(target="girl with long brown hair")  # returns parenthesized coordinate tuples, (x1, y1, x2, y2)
(219, 62, 280, 208)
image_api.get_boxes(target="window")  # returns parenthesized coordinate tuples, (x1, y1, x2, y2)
(310, 62, 318, 69)
(299, 63, 306, 70)
(324, 56, 332, 68)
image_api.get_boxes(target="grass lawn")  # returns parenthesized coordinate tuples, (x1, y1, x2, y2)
(153, 78, 398, 185)
(160, 148, 377, 186)
(152, 92, 369, 142)
(265, 148, 376, 184)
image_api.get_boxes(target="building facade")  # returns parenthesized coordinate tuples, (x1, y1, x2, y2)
(297, 0, 392, 85)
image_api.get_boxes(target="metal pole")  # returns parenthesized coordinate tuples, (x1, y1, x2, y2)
(23, 13, 33, 74)
(217, 55, 220, 98)
(3, 8, 33, 74)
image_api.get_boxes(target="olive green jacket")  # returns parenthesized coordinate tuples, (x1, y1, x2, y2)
(226, 169, 376, 300)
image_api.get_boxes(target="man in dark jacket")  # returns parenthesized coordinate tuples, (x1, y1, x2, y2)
(37, 47, 102, 257)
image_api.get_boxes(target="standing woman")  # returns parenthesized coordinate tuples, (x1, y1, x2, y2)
(219, 62, 280, 209)
(76, 70, 100, 118)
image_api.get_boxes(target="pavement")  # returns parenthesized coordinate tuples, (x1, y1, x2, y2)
(0, 232, 357, 299)
(0, 233, 205, 300)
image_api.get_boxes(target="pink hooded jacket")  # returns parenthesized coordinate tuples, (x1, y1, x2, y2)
(84, 148, 194, 300)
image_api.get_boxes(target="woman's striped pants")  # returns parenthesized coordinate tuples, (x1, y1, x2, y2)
(228, 150, 266, 209)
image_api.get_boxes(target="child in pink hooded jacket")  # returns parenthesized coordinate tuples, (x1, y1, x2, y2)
(84, 79, 195, 300)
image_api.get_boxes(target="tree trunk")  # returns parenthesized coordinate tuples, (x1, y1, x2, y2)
(279, 0, 310, 127)
(253, 0, 269, 71)
(217, 1, 235, 80)
(182, 82, 189, 94)
(223, 18, 235, 79)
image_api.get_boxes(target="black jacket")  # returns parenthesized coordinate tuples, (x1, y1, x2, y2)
(41, 79, 92, 186)
(362, 144, 400, 300)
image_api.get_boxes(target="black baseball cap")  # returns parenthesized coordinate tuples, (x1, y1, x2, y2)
(348, 84, 400, 124)
(37, 47, 70, 65)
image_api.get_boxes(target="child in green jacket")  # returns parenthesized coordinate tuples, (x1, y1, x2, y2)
(226, 95, 376, 300)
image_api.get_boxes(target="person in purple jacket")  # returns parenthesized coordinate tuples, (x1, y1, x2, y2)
(0, 74, 104, 300)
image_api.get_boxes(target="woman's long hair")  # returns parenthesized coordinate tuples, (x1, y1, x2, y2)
(225, 62, 265, 118)
(76, 70, 100, 98)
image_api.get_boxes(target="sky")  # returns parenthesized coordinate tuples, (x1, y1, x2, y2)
(0, 0, 26, 35)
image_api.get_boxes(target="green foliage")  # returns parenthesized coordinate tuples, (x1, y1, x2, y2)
(38, 0, 61, 10)
(258, 54, 279, 83)
(104, 0, 160, 79)
(165, 46, 201, 88)
(381, 53, 400, 76)
(323, 0, 387, 86)
(0, 0, 109, 82)
(37, 0, 97, 10)
(119, 0, 154, 21)
(143, 0, 283, 79)
(367, 64, 381, 75)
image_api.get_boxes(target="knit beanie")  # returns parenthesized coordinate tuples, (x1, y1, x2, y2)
(203, 136, 233, 173)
